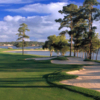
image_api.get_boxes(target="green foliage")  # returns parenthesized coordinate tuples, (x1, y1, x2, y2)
(60, 46, 69, 56)
(84, 0, 99, 5)
(55, 4, 79, 56)
(17, 23, 30, 40)
(43, 35, 69, 56)
(84, 59, 92, 61)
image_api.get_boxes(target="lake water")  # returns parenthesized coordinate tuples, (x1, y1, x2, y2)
(1, 46, 100, 60)
(11, 51, 100, 61)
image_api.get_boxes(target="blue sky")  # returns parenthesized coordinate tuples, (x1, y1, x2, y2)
(0, 0, 99, 42)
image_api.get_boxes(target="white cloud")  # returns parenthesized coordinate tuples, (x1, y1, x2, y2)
(93, 21, 100, 34)
(0, 2, 68, 42)
(7, 2, 67, 13)
(59, 0, 82, 6)
(3, 2, 100, 42)
(4, 15, 25, 21)
(0, 14, 67, 42)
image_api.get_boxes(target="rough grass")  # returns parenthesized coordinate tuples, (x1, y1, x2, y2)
(0, 49, 98, 100)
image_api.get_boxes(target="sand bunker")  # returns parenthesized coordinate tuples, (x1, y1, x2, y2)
(58, 57, 100, 92)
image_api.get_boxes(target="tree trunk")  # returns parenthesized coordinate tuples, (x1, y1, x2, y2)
(96, 49, 99, 60)
(80, 52, 82, 58)
(77, 50, 79, 57)
(91, 52, 93, 60)
(85, 51, 86, 59)
(70, 17, 73, 57)
(62, 53, 65, 56)
(70, 34, 73, 56)
(74, 49, 76, 57)
(88, 42, 92, 59)
(57, 51, 59, 56)
(22, 39, 24, 55)
(50, 51, 52, 57)
(93, 52, 94, 60)
(87, 52, 88, 59)
(83, 52, 84, 59)
(86, 52, 89, 59)
(92, 52, 94, 60)
(88, 7, 93, 60)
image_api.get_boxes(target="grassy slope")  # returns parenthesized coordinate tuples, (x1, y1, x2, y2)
(84, 59, 100, 63)
(51, 56, 68, 60)
(0, 49, 98, 100)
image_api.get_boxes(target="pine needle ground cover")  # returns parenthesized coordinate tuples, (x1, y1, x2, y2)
(0, 49, 99, 100)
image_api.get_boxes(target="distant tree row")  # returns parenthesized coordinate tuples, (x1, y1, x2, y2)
(0, 41, 44, 47)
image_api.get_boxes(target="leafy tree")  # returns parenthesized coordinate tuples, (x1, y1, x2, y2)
(53, 35, 69, 56)
(60, 46, 69, 56)
(43, 35, 69, 57)
(16, 23, 30, 55)
(43, 41, 54, 57)
(43, 35, 57, 57)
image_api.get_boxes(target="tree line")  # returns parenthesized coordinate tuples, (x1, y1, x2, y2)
(0, 41, 44, 47)
(43, 0, 100, 60)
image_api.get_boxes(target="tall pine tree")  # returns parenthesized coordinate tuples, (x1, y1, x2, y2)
(55, 4, 78, 56)
(83, 0, 100, 59)
(17, 23, 30, 55)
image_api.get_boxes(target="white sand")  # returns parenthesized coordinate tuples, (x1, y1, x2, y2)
(57, 57, 100, 92)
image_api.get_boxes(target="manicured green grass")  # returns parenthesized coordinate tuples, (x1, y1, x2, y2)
(84, 59, 100, 63)
(51, 56, 68, 60)
(0, 49, 99, 100)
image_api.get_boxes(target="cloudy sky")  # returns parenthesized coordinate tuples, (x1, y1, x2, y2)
(0, 0, 100, 42)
